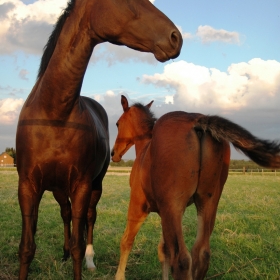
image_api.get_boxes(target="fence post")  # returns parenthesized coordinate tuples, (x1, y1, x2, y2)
(243, 166, 245, 175)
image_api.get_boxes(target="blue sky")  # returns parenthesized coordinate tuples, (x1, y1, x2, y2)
(0, 0, 280, 160)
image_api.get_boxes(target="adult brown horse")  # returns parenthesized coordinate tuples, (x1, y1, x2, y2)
(111, 95, 280, 280)
(16, 1, 182, 279)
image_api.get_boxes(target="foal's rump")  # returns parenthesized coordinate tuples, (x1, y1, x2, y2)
(148, 113, 198, 206)
(149, 112, 229, 205)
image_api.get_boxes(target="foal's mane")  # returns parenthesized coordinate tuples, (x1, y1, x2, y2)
(37, 0, 76, 79)
(133, 103, 157, 131)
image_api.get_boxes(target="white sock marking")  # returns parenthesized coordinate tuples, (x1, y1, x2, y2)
(85, 244, 96, 270)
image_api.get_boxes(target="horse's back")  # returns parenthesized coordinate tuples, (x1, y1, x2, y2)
(80, 96, 110, 181)
(81, 96, 108, 131)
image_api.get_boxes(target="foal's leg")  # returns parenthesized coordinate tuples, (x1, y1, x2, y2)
(18, 179, 43, 280)
(115, 187, 149, 280)
(85, 189, 102, 271)
(160, 208, 193, 280)
(191, 178, 228, 280)
(157, 235, 169, 280)
(53, 190, 72, 261)
(191, 192, 221, 280)
(191, 138, 230, 280)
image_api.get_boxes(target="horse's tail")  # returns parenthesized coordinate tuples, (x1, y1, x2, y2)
(195, 115, 280, 168)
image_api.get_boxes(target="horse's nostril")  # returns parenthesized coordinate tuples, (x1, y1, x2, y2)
(111, 150, 114, 157)
(171, 31, 179, 44)
(170, 30, 183, 58)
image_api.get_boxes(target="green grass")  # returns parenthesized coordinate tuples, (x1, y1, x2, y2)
(0, 172, 279, 279)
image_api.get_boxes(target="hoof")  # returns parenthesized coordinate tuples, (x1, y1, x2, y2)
(61, 257, 69, 262)
(62, 252, 70, 262)
(87, 266, 96, 272)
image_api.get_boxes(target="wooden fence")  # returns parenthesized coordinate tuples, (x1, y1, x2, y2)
(0, 166, 279, 176)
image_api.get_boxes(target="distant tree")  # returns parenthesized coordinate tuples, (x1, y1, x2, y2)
(110, 159, 134, 167)
(229, 159, 262, 170)
(125, 160, 134, 167)
(5, 147, 16, 164)
(110, 159, 126, 167)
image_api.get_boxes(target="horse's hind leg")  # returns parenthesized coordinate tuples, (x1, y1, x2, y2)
(18, 179, 43, 280)
(85, 189, 102, 271)
(85, 162, 108, 271)
(191, 195, 219, 280)
(53, 190, 72, 261)
(70, 182, 92, 280)
(191, 137, 230, 280)
(191, 182, 228, 280)
(160, 208, 193, 280)
(158, 235, 169, 280)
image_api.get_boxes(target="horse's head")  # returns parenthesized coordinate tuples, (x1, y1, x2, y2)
(111, 95, 154, 162)
(89, 0, 182, 62)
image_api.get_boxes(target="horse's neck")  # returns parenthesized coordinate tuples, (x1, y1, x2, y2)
(35, 1, 98, 118)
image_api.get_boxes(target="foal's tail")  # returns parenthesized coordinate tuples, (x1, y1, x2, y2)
(195, 115, 280, 168)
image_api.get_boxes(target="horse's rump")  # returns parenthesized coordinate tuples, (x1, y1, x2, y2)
(143, 112, 229, 210)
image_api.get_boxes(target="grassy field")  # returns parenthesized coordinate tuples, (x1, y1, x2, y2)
(0, 171, 279, 279)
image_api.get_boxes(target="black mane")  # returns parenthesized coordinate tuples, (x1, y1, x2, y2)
(133, 102, 157, 131)
(37, 0, 76, 79)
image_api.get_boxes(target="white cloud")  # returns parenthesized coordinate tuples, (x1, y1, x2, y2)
(196, 25, 241, 44)
(174, 25, 242, 45)
(0, 0, 67, 54)
(141, 59, 280, 113)
(0, 98, 24, 124)
(91, 43, 157, 66)
(19, 68, 29, 80)
(165, 95, 174, 104)
(176, 25, 192, 40)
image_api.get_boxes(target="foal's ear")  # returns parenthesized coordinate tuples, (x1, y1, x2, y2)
(121, 95, 129, 112)
(146, 100, 154, 109)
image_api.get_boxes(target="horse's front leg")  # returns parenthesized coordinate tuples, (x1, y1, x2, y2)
(18, 179, 43, 280)
(70, 183, 92, 280)
(115, 187, 149, 280)
(53, 190, 72, 261)
(85, 189, 102, 271)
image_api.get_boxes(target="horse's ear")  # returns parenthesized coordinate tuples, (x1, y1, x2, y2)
(146, 100, 154, 109)
(121, 95, 129, 112)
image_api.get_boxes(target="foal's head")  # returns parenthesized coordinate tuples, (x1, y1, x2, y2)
(111, 95, 156, 162)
